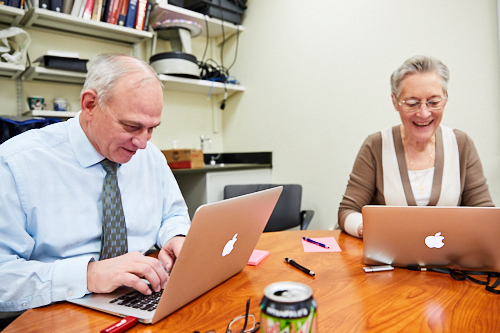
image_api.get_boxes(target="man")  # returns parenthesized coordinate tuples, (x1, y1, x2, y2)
(0, 54, 191, 325)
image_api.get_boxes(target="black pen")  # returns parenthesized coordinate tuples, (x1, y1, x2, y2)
(284, 257, 315, 277)
(302, 237, 330, 249)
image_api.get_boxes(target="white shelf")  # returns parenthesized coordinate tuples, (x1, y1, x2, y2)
(20, 8, 153, 44)
(150, 4, 243, 40)
(0, 62, 24, 79)
(22, 110, 77, 118)
(0, 4, 24, 26)
(23, 66, 87, 84)
(158, 74, 244, 96)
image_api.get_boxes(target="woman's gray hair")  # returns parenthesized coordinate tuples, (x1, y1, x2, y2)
(390, 55, 449, 98)
(81, 53, 162, 110)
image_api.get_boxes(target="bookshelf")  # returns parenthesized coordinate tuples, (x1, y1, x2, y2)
(23, 66, 87, 84)
(0, 4, 24, 26)
(1, 4, 245, 116)
(22, 110, 78, 118)
(21, 7, 153, 44)
(159, 74, 244, 97)
(0, 62, 24, 79)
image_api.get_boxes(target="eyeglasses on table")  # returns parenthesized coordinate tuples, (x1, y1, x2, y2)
(193, 298, 260, 333)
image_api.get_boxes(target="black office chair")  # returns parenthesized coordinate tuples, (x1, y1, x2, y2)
(223, 184, 314, 232)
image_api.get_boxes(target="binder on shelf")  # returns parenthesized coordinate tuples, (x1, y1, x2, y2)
(124, 0, 137, 28)
(49, 0, 63, 12)
(39, 0, 49, 9)
(10, 0, 21, 7)
(82, 0, 94, 19)
(62, 0, 74, 13)
(134, 0, 147, 30)
(117, 0, 129, 25)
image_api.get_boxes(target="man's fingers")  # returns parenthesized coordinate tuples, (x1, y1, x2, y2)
(158, 251, 174, 272)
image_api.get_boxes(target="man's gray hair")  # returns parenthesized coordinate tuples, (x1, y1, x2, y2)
(81, 53, 162, 110)
(390, 55, 450, 98)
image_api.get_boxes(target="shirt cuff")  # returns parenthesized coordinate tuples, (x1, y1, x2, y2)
(344, 212, 363, 238)
(51, 255, 95, 302)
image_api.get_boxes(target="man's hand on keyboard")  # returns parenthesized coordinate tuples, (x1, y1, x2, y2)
(86, 252, 169, 295)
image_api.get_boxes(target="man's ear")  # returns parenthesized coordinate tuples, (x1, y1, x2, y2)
(81, 90, 98, 120)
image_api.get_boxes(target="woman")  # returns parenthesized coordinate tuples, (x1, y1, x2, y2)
(338, 55, 494, 238)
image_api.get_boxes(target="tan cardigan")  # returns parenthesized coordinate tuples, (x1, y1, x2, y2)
(338, 125, 494, 232)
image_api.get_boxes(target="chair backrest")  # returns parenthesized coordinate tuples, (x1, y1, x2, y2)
(224, 184, 302, 232)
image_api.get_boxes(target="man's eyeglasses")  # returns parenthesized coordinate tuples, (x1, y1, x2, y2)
(197, 299, 260, 333)
(396, 97, 447, 113)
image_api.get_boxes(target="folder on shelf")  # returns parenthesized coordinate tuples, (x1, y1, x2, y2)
(49, 0, 63, 12)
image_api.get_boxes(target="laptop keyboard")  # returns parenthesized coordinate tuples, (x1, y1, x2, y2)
(109, 288, 163, 312)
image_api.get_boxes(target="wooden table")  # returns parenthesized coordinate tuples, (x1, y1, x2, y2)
(5, 230, 499, 332)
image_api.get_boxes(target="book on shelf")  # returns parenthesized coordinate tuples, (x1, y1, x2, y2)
(82, 0, 93, 19)
(103, 0, 113, 21)
(106, 0, 122, 24)
(99, 0, 109, 21)
(10, 0, 21, 7)
(62, 0, 73, 13)
(142, 0, 152, 31)
(117, 0, 129, 26)
(49, 0, 63, 12)
(134, 0, 147, 30)
(77, 0, 87, 17)
(91, 0, 102, 20)
(39, 0, 49, 9)
(70, 0, 82, 15)
(124, 0, 137, 28)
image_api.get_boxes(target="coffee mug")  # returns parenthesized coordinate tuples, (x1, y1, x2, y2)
(27, 96, 44, 111)
(53, 98, 69, 112)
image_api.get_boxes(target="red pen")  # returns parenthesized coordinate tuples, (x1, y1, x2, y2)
(100, 316, 138, 333)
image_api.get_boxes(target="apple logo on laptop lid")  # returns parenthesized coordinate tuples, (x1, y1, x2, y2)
(425, 232, 445, 249)
(222, 234, 238, 256)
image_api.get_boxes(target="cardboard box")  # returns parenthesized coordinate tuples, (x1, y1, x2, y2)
(161, 149, 204, 169)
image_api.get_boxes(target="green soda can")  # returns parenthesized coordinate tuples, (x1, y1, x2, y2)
(260, 281, 318, 333)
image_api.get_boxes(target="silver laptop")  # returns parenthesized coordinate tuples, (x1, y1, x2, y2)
(69, 186, 283, 324)
(362, 205, 500, 272)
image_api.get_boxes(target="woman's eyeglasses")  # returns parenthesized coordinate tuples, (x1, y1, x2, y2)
(397, 97, 447, 113)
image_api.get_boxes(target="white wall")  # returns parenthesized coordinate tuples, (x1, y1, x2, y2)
(222, 0, 500, 230)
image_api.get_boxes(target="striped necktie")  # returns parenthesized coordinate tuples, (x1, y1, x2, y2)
(99, 158, 128, 260)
